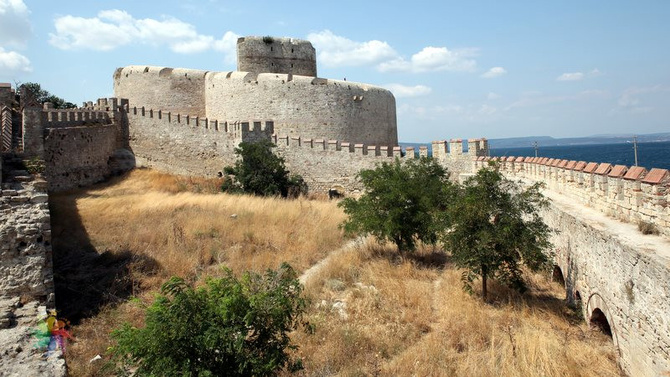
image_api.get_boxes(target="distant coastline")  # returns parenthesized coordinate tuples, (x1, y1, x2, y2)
(486, 132, 670, 149)
(400, 133, 670, 170)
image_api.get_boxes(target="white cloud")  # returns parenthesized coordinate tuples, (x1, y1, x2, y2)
(614, 85, 669, 114)
(481, 67, 506, 79)
(382, 83, 432, 98)
(0, 0, 32, 46)
(589, 68, 603, 77)
(213, 31, 241, 64)
(307, 30, 477, 73)
(49, 9, 239, 60)
(307, 30, 397, 67)
(487, 92, 501, 100)
(556, 72, 584, 81)
(556, 69, 602, 82)
(378, 46, 477, 73)
(0, 47, 31, 74)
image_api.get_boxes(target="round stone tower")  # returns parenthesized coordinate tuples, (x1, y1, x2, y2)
(236, 36, 317, 77)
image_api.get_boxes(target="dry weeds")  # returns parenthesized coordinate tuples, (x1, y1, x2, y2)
(51, 169, 622, 376)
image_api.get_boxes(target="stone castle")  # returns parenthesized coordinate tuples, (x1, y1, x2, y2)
(1, 36, 669, 376)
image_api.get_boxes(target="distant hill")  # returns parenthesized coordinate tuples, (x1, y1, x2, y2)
(487, 132, 670, 149)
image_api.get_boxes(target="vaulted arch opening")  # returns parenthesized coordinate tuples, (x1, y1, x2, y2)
(590, 308, 613, 338)
(552, 265, 565, 286)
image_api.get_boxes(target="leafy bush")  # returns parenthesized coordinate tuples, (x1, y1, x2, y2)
(262, 36, 275, 44)
(443, 164, 553, 301)
(339, 157, 455, 254)
(109, 264, 309, 376)
(222, 140, 306, 198)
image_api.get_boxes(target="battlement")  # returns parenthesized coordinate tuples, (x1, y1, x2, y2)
(476, 156, 670, 237)
(115, 64, 398, 146)
(127, 105, 274, 139)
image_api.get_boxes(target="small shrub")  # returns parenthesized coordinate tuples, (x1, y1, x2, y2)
(638, 220, 659, 235)
(23, 156, 46, 175)
(262, 36, 274, 44)
(109, 264, 309, 376)
(222, 140, 306, 198)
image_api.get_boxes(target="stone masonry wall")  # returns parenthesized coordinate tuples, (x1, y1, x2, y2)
(205, 71, 398, 146)
(476, 157, 670, 238)
(541, 189, 670, 377)
(0, 163, 66, 376)
(114, 66, 208, 116)
(43, 124, 119, 191)
(474, 157, 670, 376)
(126, 106, 273, 177)
(237, 36, 317, 77)
(114, 66, 399, 147)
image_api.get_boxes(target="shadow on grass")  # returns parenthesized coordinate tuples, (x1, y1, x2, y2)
(363, 242, 451, 270)
(49, 181, 160, 325)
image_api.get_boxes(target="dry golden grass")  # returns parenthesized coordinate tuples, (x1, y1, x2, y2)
(50, 169, 346, 376)
(289, 242, 622, 377)
(51, 169, 621, 376)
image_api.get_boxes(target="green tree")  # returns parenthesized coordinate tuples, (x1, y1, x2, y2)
(222, 140, 306, 198)
(443, 164, 553, 302)
(339, 157, 455, 254)
(110, 264, 308, 377)
(18, 82, 76, 109)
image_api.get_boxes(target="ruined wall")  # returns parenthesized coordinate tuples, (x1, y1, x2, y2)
(126, 106, 273, 177)
(28, 100, 133, 192)
(542, 190, 670, 377)
(0, 160, 65, 376)
(237, 36, 317, 77)
(114, 66, 208, 116)
(43, 125, 119, 191)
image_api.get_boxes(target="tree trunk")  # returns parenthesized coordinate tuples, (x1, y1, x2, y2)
(481, 265, 488, 302)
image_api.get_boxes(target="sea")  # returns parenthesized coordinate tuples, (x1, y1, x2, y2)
(399, 141, 670, 171)
(488, 141, 670, 171)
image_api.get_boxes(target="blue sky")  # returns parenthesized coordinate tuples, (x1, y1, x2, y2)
(1, 0, 669, 142)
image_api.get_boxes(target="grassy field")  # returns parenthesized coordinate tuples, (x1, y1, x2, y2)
(49, 169, 621, 376)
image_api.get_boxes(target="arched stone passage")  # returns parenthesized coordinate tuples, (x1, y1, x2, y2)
(586, 293, 620, 350)
(552, 265, 565, 286)
(590, 308, 612, 337)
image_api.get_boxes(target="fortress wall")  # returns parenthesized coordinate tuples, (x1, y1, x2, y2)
(126, 107, 272, 177)
(43, 124, 119, 191)
(477, 157, 670, 238)
(476, 157, 670, 376)
(204, 72, 398, 146)
(114, 66, 207, 116)
(542, 189, 670, 377)
(237, 36, 317, 77)
(276, 137, 482, 194)
(275, 137, 404, 193)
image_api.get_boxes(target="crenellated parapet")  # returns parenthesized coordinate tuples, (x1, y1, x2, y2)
(475, 156, 670, 237)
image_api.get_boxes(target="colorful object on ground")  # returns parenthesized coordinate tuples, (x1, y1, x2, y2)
(31, 309, 73, 356)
